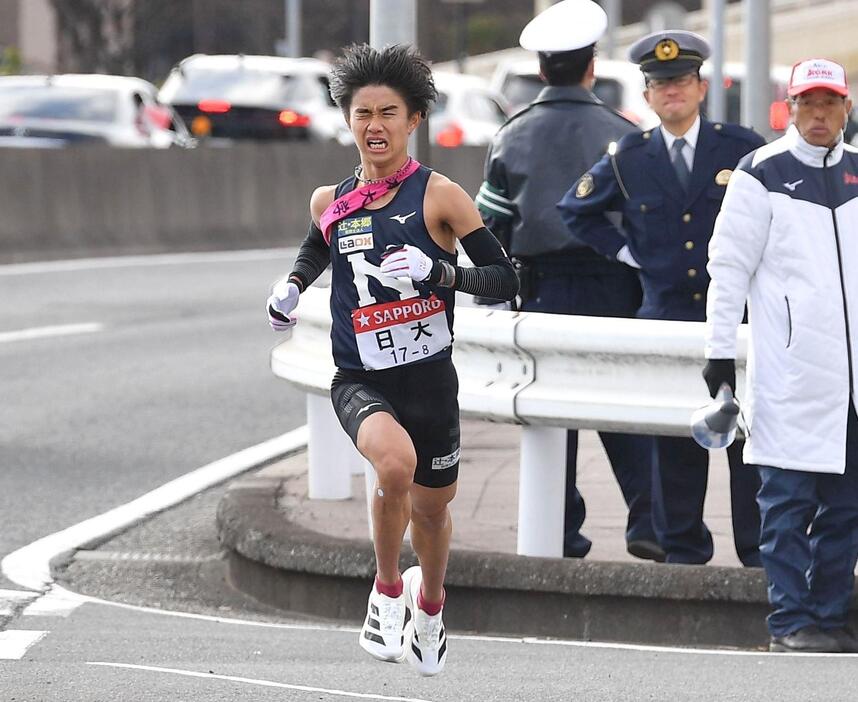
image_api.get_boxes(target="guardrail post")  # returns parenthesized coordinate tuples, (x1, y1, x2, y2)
(306, 394, 360, 499)
(517, 426, 566, 557)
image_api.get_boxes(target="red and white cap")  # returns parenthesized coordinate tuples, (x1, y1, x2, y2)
(788, 58, 849, 97)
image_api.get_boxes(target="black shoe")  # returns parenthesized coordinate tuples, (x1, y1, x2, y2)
(769, 625, 841, 653)
(627, 539, 666, 563)
(825, 627, 858, 653)
(562, 533, 592, 558)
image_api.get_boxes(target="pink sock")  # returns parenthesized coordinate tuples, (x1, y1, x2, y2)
(375, 575, 403, 598)
(417, 587, 445, 616)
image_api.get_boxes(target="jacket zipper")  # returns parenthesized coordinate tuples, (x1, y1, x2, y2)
(823, 147, 854, 394)
(784, 295, 792, 348)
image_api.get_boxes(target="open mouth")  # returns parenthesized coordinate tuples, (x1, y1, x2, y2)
(367, 137, 388, 151)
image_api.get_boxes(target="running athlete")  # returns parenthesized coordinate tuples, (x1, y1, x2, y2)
(266, 44, 518, 676)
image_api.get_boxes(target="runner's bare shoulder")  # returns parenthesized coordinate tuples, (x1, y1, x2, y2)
(310, 184, 338, 225)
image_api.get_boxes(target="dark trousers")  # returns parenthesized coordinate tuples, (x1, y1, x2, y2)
(755, 404, 858, 637)
(653, 437, 761, 566)
(520, 252, 654, 557)
(563, 430, 656, 556)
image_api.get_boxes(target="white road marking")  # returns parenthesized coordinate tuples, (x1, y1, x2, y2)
(0, 630, 48, 660)
(1, 425, 309, 591)
(23, 586, 88, 618)
(0, 589, 39, 616)
(67, 590, 858, 659)
(0, 323, 103, 345)
(87, 662, 436, 702)
(0, 248, 298, 277)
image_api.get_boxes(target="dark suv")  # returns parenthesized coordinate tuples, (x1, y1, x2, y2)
(158, 54, 350, 143)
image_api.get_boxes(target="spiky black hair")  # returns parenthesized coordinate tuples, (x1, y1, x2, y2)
(329, 43, 437, 118)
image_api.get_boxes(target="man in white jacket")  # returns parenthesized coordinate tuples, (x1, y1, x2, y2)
(704, 58, 858, 653)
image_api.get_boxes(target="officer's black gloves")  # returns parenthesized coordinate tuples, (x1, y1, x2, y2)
(702, 359, 736, 399)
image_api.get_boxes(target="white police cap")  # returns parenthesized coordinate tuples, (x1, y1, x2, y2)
(519, 0, 608, 53)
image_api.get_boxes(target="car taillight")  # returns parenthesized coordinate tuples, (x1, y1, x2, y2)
(436, 123, 464, 148)
(278, 110, 311, 127)
(770, 101, 790, 131)
(198, 99, 231, 114)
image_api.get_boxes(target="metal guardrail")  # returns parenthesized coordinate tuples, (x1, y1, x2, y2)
(271, 286, 748, 557)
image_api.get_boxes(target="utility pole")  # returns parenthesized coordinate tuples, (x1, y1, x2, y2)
(369, 1, 427, 164)
(602, 0, 621, 59)
(707, 0, 726, 122)
(286, 0, 302, 57)
(742, 0, 771, 134)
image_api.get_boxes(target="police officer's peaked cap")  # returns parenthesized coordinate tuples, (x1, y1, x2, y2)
(519, 0, 607, 54)
(629, 30, 711, 79)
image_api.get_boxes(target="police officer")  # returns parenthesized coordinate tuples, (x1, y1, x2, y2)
(559, 30, 764, 567)
(477, 0, 662, 562)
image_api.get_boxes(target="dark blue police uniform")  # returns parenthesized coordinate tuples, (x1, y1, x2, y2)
(557, 27, 766, 565)
(477, 0, 661, 562)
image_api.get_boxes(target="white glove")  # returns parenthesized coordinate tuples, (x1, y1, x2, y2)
(379, 244, 434, 282)
(616, 244, 641, 270)
(267, 279, 300, 332)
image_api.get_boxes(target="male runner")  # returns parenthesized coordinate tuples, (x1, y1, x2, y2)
(267, 43, 518, 676)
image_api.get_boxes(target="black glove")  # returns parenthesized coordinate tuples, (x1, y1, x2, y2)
(702, 359, 736, 399)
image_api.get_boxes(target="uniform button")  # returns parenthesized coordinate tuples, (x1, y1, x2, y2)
(640, 204, 648, 212)
(685, 240, 694, 250)
(688, 268, 697, 277)
(682, 213, 692, 223)
(693, 292, 703, 301)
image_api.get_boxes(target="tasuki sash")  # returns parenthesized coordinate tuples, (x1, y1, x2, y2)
(320, 157, 421, 245)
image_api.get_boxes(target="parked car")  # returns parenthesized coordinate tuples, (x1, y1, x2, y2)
(0, 74, 193, 148)
(489, 57, 659, 129)
(430, 71, 509, 147)
(159, 54, 351, 144)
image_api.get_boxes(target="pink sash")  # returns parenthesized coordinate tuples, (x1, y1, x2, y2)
(320, 158, 421, 245)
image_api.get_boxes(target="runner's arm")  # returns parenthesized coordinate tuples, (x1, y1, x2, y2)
(428, 178, 518, 301)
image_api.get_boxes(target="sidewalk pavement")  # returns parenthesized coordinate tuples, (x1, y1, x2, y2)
(217, 418, 782, 647)
(266, 419, 743, 568)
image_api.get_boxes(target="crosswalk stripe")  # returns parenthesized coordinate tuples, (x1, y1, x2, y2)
(0, 630, 48, 660)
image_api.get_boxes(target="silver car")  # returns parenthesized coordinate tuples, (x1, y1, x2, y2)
(0, 74, 193, 148)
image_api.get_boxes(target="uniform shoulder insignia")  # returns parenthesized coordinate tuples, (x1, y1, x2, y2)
(616, 130, 649, 151)
(575, 173, 595, 198)
(712, 121, 761, 143)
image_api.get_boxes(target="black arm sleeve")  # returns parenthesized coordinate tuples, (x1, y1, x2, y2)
(427, 226, 519, 301)
(288, 221, 330, 292)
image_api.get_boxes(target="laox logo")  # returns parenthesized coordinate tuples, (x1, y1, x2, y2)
(844, 172, 858, 185)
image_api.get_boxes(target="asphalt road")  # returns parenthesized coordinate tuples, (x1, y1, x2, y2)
(2, 250, 857, 701)
(0, 250, 306, 583)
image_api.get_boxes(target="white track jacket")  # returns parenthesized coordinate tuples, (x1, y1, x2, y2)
(705, 125, 858, 473)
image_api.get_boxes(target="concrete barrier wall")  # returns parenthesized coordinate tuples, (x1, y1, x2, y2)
(0, 143, 487, 262)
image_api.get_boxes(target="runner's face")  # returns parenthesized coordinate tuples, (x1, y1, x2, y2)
(347, 85, 419, 171)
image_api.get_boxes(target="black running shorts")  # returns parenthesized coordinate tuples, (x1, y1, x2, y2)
(330, 357, 460, 488)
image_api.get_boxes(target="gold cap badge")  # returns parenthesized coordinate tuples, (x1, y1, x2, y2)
(715, 169, 732, 186)
(576, 173, 595, 198)
(655, 39, 680, 62)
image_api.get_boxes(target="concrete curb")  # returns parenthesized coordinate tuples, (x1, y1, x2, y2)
(216, 471, 786, 649)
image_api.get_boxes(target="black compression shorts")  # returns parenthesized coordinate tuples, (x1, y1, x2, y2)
(330, 357, 460, 488)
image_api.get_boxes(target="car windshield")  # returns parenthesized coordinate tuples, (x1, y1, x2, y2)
(0, 86, 119, 123)
(162, 67, 322, 105)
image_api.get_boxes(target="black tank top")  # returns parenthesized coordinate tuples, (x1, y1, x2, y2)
(328, 165, 457, 371)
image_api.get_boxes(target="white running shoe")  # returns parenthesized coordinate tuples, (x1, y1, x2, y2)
(402, 565, 448, 676)
(358, 580, 408, 662)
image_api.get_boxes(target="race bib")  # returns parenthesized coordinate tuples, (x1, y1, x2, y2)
(352, 294, 452, 370)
